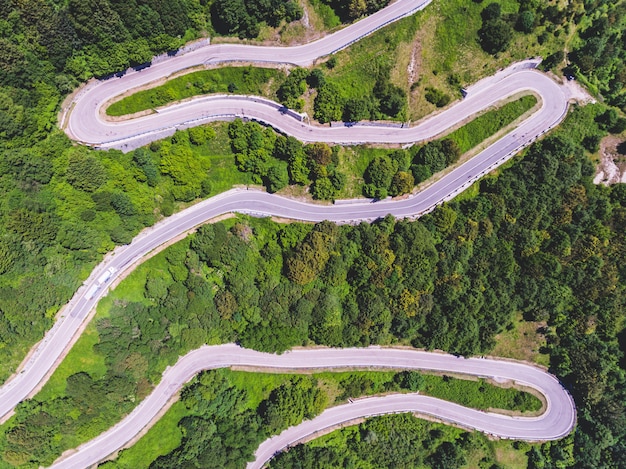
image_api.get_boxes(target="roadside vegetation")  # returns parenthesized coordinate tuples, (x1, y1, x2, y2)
(1, 0, 626, 468)
(0, 304, 540, 468)
(225, 94, 536, 199)
(269, 414, 533, 469)
(107, 67, 286, 116)
(99, 367, 538, 469)
(2, 105, 625, 468)
(0, 88, 536, 384)
(447, 94, 537, 154)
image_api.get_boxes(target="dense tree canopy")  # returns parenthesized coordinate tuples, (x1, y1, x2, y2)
(0, 1, 625, 468)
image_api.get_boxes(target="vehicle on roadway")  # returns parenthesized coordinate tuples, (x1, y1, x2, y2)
(85, 284, 99, 300)
(97, 267, 117, 285)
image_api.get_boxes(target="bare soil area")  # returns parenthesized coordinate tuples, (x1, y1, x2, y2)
(594, 135, 626, 185)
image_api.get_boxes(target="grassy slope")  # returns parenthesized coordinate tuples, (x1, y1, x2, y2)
(107, 67, 285, 116)
(302, 416, 530, 469)
(411, 0, 567, 120)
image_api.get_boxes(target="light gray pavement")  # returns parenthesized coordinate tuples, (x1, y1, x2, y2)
(0, 65, 572, 432)
(63, 0, 433, 150)
(0, 0, 579, 466)
(1, 24, 573, 431)
(47, 345, 576, 469)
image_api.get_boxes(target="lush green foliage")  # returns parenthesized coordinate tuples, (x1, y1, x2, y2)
(2, 104, 625, 466)
(107, 67, 285, 116)
(269, 413, 528, 469)
(421, 374, 541, 413)
(425, 87, 451, 108)
(0, 0, 204, 86)
(473, 1, 626, 111)
(361, 95, 536, 197)
(277, 68, 308, 110)
(0, 120, 248, 383)
(1, 1, 626, 467)
(227, 94, 535, 200)
(228, 119, 346, 197)
(0, 0, 316, 383)
(148, 370, 265, 468)
(555, 1, 626, 109)
(312, 66, 407, 123)
(104, 366, 538, 468)
(211, 0, 303, 39)
(316, 0, 390, 23)
(479, 17, 514, 54)
(447, 94, 537, 153)
(412, 138, 461, 183)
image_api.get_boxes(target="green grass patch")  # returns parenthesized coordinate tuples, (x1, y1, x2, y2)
(335, 145, 393, 198)
(446, 95, 537, 154)
(107, 67, 285, 116)
(491, 313, 550, 368)
(36, 322, 107, 402)
(144, 121, 251, 198)
(309, 0, 341, 29)
(326, 15, 420, 104)
(195, 123, 256, 193)
(221, 369, 295, 409)
(96, 247, 172, 319)
(34, 250, 173, 402)
(421, 374, 542, 413)
(294, 414, 533, 469)
(101, 401, 188, 469)
(224, 368, 542, 413)
(552, 102, 607, 147)
(410, 0, 569, 120)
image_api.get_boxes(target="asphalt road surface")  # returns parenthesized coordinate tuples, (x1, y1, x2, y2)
(48, 345, 576, 469)
(0, 0, 577, 466)
(63, 0, 433, 149)
(1, 47, 572, 432)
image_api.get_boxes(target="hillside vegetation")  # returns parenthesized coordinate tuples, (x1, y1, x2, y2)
(0, 0, 625, 468)
(2, 106, 625, 468)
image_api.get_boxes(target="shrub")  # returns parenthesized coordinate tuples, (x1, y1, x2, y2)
(516, 10, 535, 33)
(425, 87, 451, 107)
(479, 19, 513, 54)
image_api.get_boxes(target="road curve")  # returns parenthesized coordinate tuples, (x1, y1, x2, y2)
(62, 0, 567, 155)
(0, 0, 576, 458)
(48, 344, 576, 469)
(0, 63, 572, 422)
(63, 0, 433, 149)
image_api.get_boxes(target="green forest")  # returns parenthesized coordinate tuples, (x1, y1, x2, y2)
(268, 414, 525, 469)
(0, 0, 626, 468)
(2, 104, 625, 467)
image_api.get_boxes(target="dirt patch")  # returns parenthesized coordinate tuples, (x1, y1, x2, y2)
(561, 76, 596, 105)
(407, 36, 422, 85)
(490, 314, 549, 367)
(594, 135, 626, 185)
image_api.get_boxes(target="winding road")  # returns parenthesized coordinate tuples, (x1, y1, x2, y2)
(49, 345, 576, 469)
(0, 0, 579, 467)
